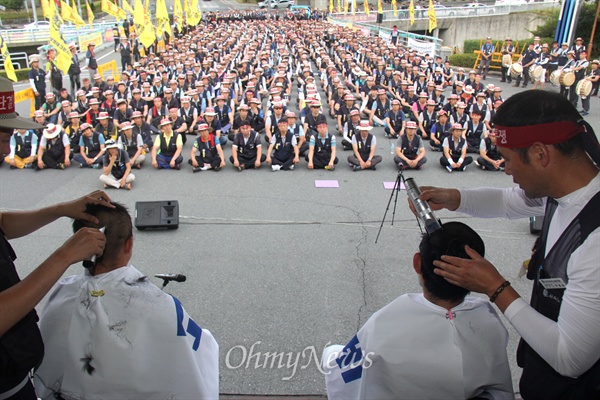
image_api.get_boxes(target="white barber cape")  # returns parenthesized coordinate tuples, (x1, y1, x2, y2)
(322, 293, 513, 400)
(33, 265, 219, 400)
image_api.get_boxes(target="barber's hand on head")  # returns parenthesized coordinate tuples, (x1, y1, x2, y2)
(57, 227, 107, 266)
(433, 245, 506, 297)
(417, 186, 461, 212)
(59, 190, 114, 224)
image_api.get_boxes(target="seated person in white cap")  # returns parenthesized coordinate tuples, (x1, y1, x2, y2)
(41, 92, 60, 125)
(73, 123, 105, 168)
(440, 123, 473, 173)
(36, 124, 71, 170)
(33, 202, 218, 399)
(117, 121, 145, 169)
(189, 123, 226, 172)
(230, 119, 266, 171)
(322, 222, 513, 400)
(6, 128, 38, 169)
(100, 139, 134, 190)
(306, 115, 338, 171)
(394, 121, 427, 170)
(347, 121, 382, 171)
(151, 118, 184, 170)
(475, 130, 505, 171)
(266, 117, 300, 171)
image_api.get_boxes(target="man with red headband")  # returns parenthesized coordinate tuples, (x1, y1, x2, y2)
(418, 90, 600, 399)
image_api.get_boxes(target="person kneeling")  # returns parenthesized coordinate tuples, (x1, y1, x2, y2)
(322, 222, 513, 400)
(266, 117, 300, 171)
(394, 121, 427, 170)
(347, 121, 382, 171)
(440, 123, 473, 173)
(190, 123, 226, 172)
(100, 139, 134, 190)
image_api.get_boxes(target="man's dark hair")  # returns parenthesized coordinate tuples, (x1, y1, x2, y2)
(419, 222, 485, 303)
(492, 90, 585, 164)
(73, 202, 133, 262)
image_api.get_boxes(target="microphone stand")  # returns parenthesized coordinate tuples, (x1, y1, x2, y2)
(375, 169, 406, 243)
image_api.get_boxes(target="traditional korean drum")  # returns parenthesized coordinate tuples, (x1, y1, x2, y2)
(529, 65, 544, 79)
(576, 79, 593, 98)
(509, 63, 523, 78)
(502, 54, 513, 67)
(559, 69, 575, 87)
(550, 70, 562, 85)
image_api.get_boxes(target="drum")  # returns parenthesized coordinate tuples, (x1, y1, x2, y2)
(550, 70, 562, 85)
(529, 65, 544, 79)
(502, 54, 513, 67)
(509, 63, 523, 78)
(576, 79, 593, 98)
(559, 69, 575, 87)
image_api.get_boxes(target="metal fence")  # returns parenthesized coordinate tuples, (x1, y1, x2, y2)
(0, 22, 116, 46)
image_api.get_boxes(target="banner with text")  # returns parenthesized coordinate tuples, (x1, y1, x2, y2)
(407, 37, 436, 55)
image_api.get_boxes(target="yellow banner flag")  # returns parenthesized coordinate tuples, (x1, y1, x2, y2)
(122, 0, 134, 15)
(352, 0, 356, 15)
(364, 0, 369, 16)
(41, 0, 51, 19)
(61, 1, 86, 28)
(329, 0, 333, 13)
(344, 0, 349, 14)
(409, 0, 415, 25)
(134, 0, 155, 48)
(0, 36, 17, 82)
(337, 0, 341, 13)
(174, 0, 184, 24)
(102, 0, 126, 21)
(189, 0, 201, 26)
(428, 0, 437, 32)
(392, 0, 398, 17)
(377, 0, 382, 14)
(86, 0, 94, 28)
(49, 1, 73, 74)
(72, 0, 87, 27)
(156, 0, 173, 37)
(184, 0, 190, 21)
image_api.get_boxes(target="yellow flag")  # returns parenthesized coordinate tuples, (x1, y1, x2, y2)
(0, 36, 17, 82)
(71, 0, 87, 28)
(428, 0, 437, 32)
(392, 0, 398, 17)
(156, 0, 172, 37)
(101, 0, 126, 21)
(134, 0, 155, 48)
(184, 0, 190, 21)
(49, 1, 73, 74)
(337, 0, 341, 13)
(409, 0, 415, 25)
(61, 1, 86, 28)
(364, 0, 369, 16)
(377, 0, 382, 14)
(189, 0, 201, 26)
(344, 0, 349, 14)
(122, 0, 134, 15)
(329, 0, 333, 13)
(352, 0, 356, 15)
(174, 0, 184, 25)
(86, 0, 94, 28)
(41, 0, 51, 19)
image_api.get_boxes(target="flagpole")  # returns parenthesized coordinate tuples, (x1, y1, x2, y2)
(77, 0, 82, 16)
(30, 0, 38, 25)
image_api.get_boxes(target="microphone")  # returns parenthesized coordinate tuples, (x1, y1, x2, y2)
(154, 274, 187, 283)
(404, 178, 443, 236)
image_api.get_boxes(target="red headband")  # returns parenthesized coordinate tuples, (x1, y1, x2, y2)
(494, 121, 584, 148)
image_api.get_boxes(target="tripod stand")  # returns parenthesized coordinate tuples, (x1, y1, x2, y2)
(375, 170, 406, 243)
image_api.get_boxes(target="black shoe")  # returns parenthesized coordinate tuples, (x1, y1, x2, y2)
(192, 166, 201, 173)
(214, 166, 221, 171)
(173, 164, 180, 170)
(500, 79, 506, 83)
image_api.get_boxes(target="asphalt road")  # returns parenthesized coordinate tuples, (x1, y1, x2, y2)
(5, 31, 600, 396)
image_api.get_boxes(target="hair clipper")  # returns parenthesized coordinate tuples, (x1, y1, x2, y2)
(83, 226, 105, 268)
(404, 178, 443, 235)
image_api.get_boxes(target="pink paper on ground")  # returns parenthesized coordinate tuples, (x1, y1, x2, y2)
(315, 180, 340, 188)
(383, 181, 406, 190)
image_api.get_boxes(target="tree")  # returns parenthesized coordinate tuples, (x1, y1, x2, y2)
(0, 0, 25, 12)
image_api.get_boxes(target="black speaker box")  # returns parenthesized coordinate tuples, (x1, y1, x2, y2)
(135, 201, 179, 230)
(376, 13, 384, 23)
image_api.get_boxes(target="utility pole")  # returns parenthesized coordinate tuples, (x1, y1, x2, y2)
(588, 0, 600, 59)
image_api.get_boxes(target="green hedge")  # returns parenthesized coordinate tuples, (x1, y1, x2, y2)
(448, 53, 478, 69)
(464, 37, 555, 54)
(0, 68, 31, 82)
